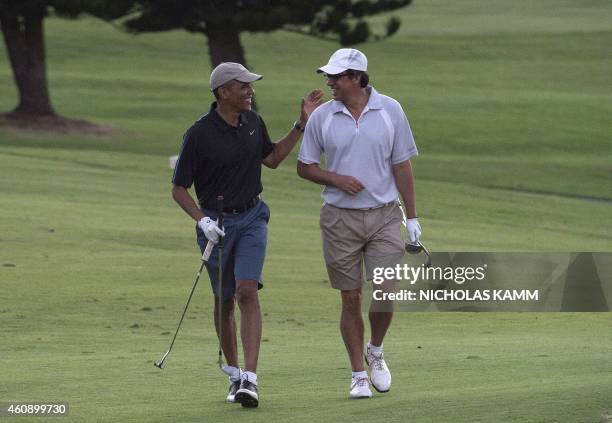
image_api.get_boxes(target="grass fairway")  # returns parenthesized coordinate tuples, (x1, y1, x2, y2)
(1, 0, 611, 422)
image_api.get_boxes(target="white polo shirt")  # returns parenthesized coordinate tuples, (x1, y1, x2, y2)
(298, 86, 418, 209)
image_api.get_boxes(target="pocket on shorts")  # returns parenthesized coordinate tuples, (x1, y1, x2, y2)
(260, 201, 271, 223)
(320, 204, 341, 229)
(366, 204, 405, 258)
(383, 204, 403, 226)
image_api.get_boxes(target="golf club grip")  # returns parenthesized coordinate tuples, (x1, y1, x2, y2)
(201, 240, 214, 262)
(216, 195, 224, 216)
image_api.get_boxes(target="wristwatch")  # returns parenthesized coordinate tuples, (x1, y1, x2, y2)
(293, 120, 305, 132)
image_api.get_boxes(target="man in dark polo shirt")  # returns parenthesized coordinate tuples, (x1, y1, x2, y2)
(172, 62, 323, 408)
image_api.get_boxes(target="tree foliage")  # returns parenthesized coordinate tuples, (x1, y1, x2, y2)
(118, 0, 412, 46)
(0, 0, 412, 120)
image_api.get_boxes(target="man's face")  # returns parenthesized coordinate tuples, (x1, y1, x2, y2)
(219, 80, 254, 112)
(325, 71, 359, 102)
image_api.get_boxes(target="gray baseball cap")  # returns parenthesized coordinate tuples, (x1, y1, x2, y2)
(209, 62, 262, 91)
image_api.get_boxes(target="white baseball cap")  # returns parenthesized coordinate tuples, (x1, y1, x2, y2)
(210, 62, 262, 91)
(317, 48, 368, 75)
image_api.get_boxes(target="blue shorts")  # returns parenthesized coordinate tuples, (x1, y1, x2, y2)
(196, 200, 270, 301)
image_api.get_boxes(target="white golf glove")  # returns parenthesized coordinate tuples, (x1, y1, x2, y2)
(198, 217, 225, 244)
(406, 218, 421, 244)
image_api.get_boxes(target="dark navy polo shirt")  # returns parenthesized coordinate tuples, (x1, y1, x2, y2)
(172, 102, 275, 210)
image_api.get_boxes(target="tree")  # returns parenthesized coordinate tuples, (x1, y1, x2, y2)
(0, 0, 128, 120)
(120, 0, 411, 70)
(0, 0, 411, 122)
(1, 1, 54, 116)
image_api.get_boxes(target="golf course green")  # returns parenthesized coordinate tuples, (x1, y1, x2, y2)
(1, 0, 610, 421)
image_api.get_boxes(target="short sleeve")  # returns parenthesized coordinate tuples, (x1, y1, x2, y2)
(390, 102, 418, 165)
(297, 113, 323, 165)
(172, 129, 197, 188)
(259, 116, 275, 159)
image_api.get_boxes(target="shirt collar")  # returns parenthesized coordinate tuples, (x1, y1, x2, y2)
(209, 102, 249, 131)
(330, 86, 383, 114)
(366, 86, 383, 110)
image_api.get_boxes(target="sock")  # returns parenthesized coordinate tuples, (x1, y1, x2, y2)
(224, 365, 241, 381)
(242, 371, 258, 385)
(352, 371, 368, 380)
(368, 341, 383, 354)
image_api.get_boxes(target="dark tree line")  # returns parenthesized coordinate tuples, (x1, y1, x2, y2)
(0, 0, 411, 121)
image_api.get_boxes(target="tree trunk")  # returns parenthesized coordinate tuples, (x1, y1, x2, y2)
(205, 23, 259, 110)
(0, 13, 55, 116)
(205, 22, 247, 68)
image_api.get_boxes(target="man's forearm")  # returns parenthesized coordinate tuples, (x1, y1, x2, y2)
(297, 161, 337, 186)
(172, 185, 205, 221)
(392, 160, 417, 218)
(265, 127, 302, 168)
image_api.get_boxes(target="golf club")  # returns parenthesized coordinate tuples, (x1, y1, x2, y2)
(153, 224, 216, 369)
(398, 201, 432, 267)
(154, 252, 209, 369)
(216, 195, 224, 369)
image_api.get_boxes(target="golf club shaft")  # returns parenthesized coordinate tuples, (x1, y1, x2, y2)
(398, 200, 422, 244)
(154, 259, 205, 368)
(216, 195, 225, 368)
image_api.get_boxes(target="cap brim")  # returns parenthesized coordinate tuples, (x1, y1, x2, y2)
(316, 64, 348, 75)
(235, 71, 262, 84)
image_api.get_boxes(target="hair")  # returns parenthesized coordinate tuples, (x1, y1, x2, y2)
(213, 80, 240, 100)
(348, 70, 370, 88)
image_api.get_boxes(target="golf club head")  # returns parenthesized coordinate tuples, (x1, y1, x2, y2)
(154, 360, 166, 369)
(405, 241, 432, 268)
(405, 242, 423, 254)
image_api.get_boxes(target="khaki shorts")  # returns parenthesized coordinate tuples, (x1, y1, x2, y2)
(320, 202, 405, 290)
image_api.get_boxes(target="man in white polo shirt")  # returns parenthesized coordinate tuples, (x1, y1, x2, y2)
(297, 48, 422, 399)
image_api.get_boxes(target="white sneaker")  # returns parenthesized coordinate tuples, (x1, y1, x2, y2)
(365, 346, 391, 392)
(226, 379, 241, 403)
(349, 377, 372, 399)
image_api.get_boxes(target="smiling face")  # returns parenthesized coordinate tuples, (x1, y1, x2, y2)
(325, 71, 361, 102)
(218, 80, 254, 113)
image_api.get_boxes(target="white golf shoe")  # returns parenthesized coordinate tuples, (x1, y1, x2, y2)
(226, 379, 241, 403)
(349, 377, 372, 399)
(365, 345, 391, 392)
